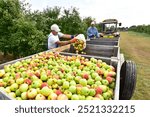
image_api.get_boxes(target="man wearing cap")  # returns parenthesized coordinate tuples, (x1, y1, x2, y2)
(87, 21, 99, 39)
(48, 24, 77, 49)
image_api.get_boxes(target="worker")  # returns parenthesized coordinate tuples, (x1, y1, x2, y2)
(48, 24, 77, 49)
(87, 21, 99, 39)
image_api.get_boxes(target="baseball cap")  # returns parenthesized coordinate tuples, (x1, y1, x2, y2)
(51, 24, 61, 32)
(91, 21, 95, 25)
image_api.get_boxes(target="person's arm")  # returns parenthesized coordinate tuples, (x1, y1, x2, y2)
(58, 32, 75, 39)
(56, 38, 77, 46)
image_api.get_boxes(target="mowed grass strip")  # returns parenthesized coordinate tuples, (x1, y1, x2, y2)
(120, 31, 150, 100)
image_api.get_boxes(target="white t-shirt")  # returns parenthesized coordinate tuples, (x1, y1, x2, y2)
(48, 32, 64, 49)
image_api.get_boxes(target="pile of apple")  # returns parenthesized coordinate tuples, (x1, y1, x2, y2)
(0, 52, 116, 100)
(72, 40, 86, 54)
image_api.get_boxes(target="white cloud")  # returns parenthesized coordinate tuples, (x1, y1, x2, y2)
(26, 0, 150, 27)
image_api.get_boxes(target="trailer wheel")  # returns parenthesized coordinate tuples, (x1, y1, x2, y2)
(119, 60, 137, 100)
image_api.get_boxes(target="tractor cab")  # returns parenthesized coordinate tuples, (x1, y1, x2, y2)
(99, 19, 121, 38)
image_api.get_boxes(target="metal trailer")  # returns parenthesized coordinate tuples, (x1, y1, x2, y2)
(54, 36, 137, 100)
(0, 37, 136, 100)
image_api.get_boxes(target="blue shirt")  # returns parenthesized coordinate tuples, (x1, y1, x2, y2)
(87, 26, 99, 38)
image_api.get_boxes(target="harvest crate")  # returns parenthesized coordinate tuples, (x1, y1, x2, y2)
(0, 51, 120, 100)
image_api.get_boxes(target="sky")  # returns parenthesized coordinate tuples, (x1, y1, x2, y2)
(26, 0, 150, 27)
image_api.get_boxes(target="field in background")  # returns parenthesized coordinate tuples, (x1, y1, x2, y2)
(120, 31, 150, 100)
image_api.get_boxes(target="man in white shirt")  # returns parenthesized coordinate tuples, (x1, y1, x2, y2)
(48, 24, 77, 49)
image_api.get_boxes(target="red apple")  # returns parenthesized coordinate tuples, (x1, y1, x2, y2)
(57, 94, 68, 100)
(24, 79, 32, 85)
(41, 82, 48, 88)
(95, 86, 103, 94)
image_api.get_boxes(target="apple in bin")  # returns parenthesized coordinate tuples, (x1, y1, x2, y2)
(69, 85, 77, 94)
(48, 93, 57, 100)
(101, 79, 109, 86)
(27, 88, 37, 99)
(24, 78, 32, 85)
(19, 83, 28, 93)
(64, 90, 72, 99)
(81, 87, 89, 96)
(71, 94, 79, 100)
(31, 80, 42, 88)
(57, 94, 68, 100)
(63, 81, 70, 89)
(16, 78, 24, 85)
(21, 92, 28, 100)
(35, 94, 46, 100)
(40, 86, 51, 97)
(79, 79, 87, 86)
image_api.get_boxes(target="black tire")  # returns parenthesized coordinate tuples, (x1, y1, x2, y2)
(119, 60, 137, 100)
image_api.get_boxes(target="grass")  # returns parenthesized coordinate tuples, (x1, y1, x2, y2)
(120, 31, 150, 100)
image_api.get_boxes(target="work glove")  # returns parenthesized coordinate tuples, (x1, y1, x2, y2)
(70, 38, 77, 43)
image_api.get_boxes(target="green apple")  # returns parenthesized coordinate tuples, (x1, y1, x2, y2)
(69, 86, 76, 94)
(15, 89, 21, 97)
(78, 95, 85, 100)
(89, 89, 96, 96)
(91, 72, 99, 79)
(4, 87, 11, 93)
(81, 87, 89, 96)
(95, 76, 102, 81)
(10, 83, 19, 92)
(79, 79, 87, 86)
(102, 79, 109, 85)
(102, 92, 111, 100)
(41, 87, 51, 97)
(47, 79, 54, 86)
(19, 83, 28, 93)
(70, 80, 76, 86)
(27, 88, 37, 99)
(21, 92, 28, 100)
(64, 90, 72, 99)
(16, 78, 24, 85)
(31, 80, 41, 88)
(8, 92, 16, 98)
(87, 78, 94, 85)
(35, 94, 46, 100)
(48, 93, 57, 100)
(71, 94, 79, 100)
(86, 96, 93, 100)
(63, 81, 69, 89)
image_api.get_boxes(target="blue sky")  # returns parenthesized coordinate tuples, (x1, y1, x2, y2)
(26, 0, 150, 27)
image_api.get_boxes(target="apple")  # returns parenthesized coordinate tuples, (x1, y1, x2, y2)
(106, 76, 113, 83)
(27, 88, 37, 99)
(0, 69, 5, 77)
(48, 93, 57, 100)
(21, 92, 28, 100)
(40, 73, 48, 81)
(99, 85, 108, 93)
(101, 79, 109, 85)
(16, 78, 24, 85)
(8, 92, 16, 98)
(70, 80, 76, 86)
(63, 81, 69, 89)
(86, 96, 93, 100)
(82, 73, 89, 80)
(75, 76, 81, 83)
(47, 79, 53, 86)
(79, 79, 87, 86)
(57, 79, 62, 86)
(93, 97, 100, 100)
(89, 89, 96, 96)
(95, 81, 102, 86)
(55, 89, 62, 95)
(15, 89, 21, 97)
(24, 78, 32, 85)
(10, 83, 19, 92)
(31, 80, 41, 88)
(95, 94, 104, 100)
(91, 72, 99, 79)
(4, 87, 11, 93)
(81, 87, 89, 96)
(95, 87, 103, 94)
(19, 83, 28, 93)
(71, 94, 79, 100)
(15, 73, 21, 79)
(57, 94, 68, 100)
(69, 85, 76, 94)
(35, 94, 46, 100)
(41, 87, 51, 97)
(64, 90, 72, 99)
(109, 82, 115, 89)
(78, 95, 85, 100)
(41, 82, 49, 88)
(87, 78, 94, 85)
(103, 92, 111, 100)
(95, 76, 102, 81)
